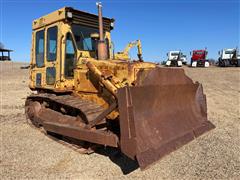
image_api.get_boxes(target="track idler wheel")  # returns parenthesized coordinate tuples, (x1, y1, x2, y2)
(25, 101, 42, 128)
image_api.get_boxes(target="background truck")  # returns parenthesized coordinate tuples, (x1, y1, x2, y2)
(190, 49, 209, 67)
(166, 51, 186, 67)
(218, 48, 239, 67)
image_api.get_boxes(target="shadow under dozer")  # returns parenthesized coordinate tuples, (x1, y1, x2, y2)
(117, 67, 215, 170)
(45, 131, 139, 174)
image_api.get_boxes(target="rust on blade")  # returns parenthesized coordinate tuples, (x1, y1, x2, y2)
(117, 67, 215, 170)
(136, 67, 193, 86)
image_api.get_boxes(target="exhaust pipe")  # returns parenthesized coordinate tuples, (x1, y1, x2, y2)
(96, 2, 108, 60)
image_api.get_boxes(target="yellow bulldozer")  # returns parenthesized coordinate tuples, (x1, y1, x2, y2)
(25, 3, 215, 170)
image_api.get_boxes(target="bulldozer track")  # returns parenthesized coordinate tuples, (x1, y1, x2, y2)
(27, 121, 96, 154)
(25, 93, 108, 154)
(26, 93, 106, 124)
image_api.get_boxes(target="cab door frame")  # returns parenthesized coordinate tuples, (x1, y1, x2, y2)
(30, 22, 62, 90)
(44, 23, 60, 89)
(58, 27, 77, 90)
(31, 26, 45, 89)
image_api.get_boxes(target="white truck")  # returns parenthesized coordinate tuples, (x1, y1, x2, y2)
(166, 51, 186, 67)
(218, 48, 240, 67)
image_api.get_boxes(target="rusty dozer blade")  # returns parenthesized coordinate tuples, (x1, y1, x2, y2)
(117, 67, 215, 170)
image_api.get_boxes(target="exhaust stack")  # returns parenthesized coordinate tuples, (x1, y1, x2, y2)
(96, 2, 108, 60)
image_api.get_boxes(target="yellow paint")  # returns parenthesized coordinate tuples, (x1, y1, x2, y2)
(29, 7, 156, 118)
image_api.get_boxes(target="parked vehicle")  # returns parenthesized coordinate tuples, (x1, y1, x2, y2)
(190, 49, 209, 67)
(218, 48, 239, 67)
(166, 51, 185, 67)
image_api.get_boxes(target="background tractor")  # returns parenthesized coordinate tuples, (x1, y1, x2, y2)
(114, 39, 143, 61)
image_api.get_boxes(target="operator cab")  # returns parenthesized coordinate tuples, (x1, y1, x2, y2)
(30, 7, 114, 91)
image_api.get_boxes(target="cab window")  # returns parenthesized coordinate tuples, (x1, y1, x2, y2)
(64, 33, 75, 77)
(47, 26, 58, 61)
(225, 50, 234, 54)
(195, 52, 204, 55)
(35, 30, 44, 67)
(72, 24, 99, 51)
(46, 67, 56, 85)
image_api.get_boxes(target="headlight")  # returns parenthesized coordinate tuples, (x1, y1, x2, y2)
(110, 22, 114, 28)
(67, 12, 73, 18)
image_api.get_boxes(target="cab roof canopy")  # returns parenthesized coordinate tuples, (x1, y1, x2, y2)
(32, 7, 114, 31)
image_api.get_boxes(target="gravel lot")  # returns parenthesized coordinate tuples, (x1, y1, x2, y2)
(1, 61, 240, 179)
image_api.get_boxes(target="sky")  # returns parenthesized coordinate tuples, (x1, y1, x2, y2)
(0, 0, 239, 62)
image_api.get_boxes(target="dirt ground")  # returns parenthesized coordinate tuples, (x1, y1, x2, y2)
(1, 61, 240, 179)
